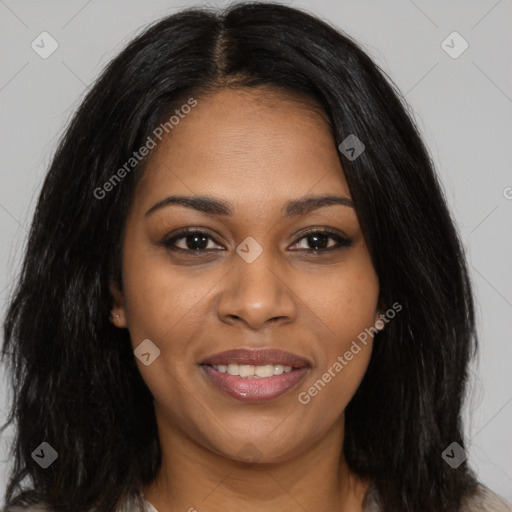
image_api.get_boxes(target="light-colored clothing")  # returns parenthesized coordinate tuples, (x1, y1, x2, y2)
(136, 483, 512, 512)
(361, 482, 512, 512)
(5, 483, 512, 511)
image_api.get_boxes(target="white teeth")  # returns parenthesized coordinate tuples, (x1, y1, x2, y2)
(215, 363, 295, 378)
(255, 365, 275, 377)
(273, 365, 283, 375)
(239, 364, 255, 377)
(227, 363, 238, 375)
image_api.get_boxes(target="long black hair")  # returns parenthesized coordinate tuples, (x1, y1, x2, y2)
(1, 2, 479, 511)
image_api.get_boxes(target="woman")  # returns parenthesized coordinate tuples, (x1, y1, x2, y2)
(1, 2, 510, 511)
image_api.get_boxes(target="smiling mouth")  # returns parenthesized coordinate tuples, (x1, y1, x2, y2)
(199, 348, 310, 402)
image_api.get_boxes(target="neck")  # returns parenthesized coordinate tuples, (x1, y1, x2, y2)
(143, 413, 370, 512)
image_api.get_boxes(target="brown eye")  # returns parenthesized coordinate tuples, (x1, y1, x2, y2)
(289, 229, 353, 252)
(163, 229, 224, 252)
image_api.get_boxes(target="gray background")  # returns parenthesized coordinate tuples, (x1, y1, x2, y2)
(1, 0, 511, 502)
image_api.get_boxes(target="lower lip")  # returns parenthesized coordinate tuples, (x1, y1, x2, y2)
(201, 365, 309, 402)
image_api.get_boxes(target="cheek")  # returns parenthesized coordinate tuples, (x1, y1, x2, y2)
(120, 229, 215, 346)
(120, 246, 210, 421)
(296, 276, 377, 430)
(296, 341, 372, 445)
(300, 251, 379, 347)
(295, 252, 378, 415)
(120, 236, 226, 413)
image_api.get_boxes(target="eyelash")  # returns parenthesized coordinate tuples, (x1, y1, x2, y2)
(162, 227, 352, 254)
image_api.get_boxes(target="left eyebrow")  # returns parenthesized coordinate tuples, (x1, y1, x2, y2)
(144, 194, 354, 218)
(282, 194, 354, 217)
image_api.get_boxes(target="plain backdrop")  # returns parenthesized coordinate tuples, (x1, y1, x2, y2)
(1, 0, 511, 503)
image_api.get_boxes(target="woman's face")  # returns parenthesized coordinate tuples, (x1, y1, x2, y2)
(111, 87, 380, 463)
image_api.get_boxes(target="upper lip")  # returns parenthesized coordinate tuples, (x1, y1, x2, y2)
(200, 348, 310, 368)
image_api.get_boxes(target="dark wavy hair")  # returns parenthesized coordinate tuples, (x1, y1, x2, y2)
(1, 2, 480, 511)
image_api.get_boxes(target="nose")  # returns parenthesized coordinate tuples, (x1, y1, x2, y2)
(216, 249, 297, 331)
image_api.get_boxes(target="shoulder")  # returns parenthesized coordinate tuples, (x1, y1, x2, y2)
(1, 494, 156, 512)
(1, 492, 152, 512)
(362, 482, 512, 512)
(461, 483, 512, 511)
(1, 503, 155, 512)
(4, 486, 510, 512)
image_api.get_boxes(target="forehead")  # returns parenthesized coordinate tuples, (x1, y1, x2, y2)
(134, 87, 349, 212)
